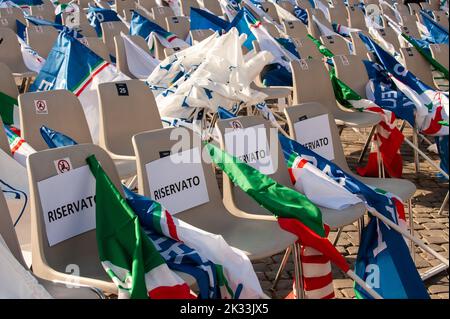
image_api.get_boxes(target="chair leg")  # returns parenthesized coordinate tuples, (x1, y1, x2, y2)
(271, 246, 292, 290)
(408, 199, 415, 262)
(332, 227, 343, 246)
(358, 126, 376, 165)
(292, 243, 305, 299)
(413, 128, 420, 174)
(358, 216, 365, 242)
(439, 191, 449, 216)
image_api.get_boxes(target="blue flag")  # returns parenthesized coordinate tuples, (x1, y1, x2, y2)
(190, 7, 229, 32)
(40, 126, 78, 148)
(421, 11, 449, 45)
(129, 10, 172, 41)
(294, 5, 308, 25)
(25, 15, 84, 39)
(364, 60, 416, 126)
(355, 216, 430, 299)
(87, 7, 120, 37)
(225, 8, 257, 50)
(436, 135, 449, 177)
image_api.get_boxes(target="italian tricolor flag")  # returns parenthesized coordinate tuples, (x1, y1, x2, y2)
(87, 155, 194, 299)
(0, 91, 20, 129)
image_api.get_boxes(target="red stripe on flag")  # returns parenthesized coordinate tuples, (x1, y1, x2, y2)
(75, 62, 110, 97)
(10, 138, 24, 155)
(148, 283, 195, 299)
(422, 106, 444, 135)
(301, 254, 331, 264)
(164, 210, 180, 241)
(303, 273, 334, 291)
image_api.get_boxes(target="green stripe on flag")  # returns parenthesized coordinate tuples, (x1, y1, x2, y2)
(205, 143, 325, 237)
(0, 91, 18, 125)
(402, 33, 449, 80)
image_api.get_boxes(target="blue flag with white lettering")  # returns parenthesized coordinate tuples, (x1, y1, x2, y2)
(87, 7, 120, 37)
(420, 11, 449, 45)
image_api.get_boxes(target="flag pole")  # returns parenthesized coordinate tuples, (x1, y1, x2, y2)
(370, 210, 450, 267)
(346, 270, 383, 299)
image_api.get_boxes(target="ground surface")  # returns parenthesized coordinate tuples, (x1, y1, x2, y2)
(241, 126, 449, 299)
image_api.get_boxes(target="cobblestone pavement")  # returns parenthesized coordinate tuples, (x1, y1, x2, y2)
(247, 126, 449, 299)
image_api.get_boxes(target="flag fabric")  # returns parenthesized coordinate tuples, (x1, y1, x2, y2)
(129, 10, 189, 53)
(218, 0, 242, 21)
(190, 7, 229, 32)
(420, 11, 449, 45)
(0, 147, 29, 203)
(17, 36, 46, 73)
(86, 6, 121, 37)
(278, 133, 428, 299)
(123, 187, 265, 299)
(25, 15, 85, 39)
(122, 32, 160, 79)
(364, 60, 417, 127)
(436, 134, 449, 176)
(308, 35, 404, 178)
(361, 33, 449, 137)
(3, 125, 36, 166)
(205, 142, 351, 285)
(293, 5, 308, 25)
(39, 125, 77, 149)
(30, 30, 129, 143)
(86, 154, 194, 299)
(0, 92, 20, 128)
(355, 215, 430, 299)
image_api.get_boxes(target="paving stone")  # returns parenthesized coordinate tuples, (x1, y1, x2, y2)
(422, 223, 447, 230)
(423, 236, 449, 245)
(428, 285, 449, 294)
(333, 279, 354, 289)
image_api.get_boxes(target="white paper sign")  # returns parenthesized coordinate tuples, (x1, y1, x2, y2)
(37, 165, 96, 247)
(224, 124, 276, 175)
(294, 114, 335, 161)
(145, 148, 209, 215)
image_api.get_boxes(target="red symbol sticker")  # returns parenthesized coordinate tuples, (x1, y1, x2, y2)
(54, 158, 72, 174)
(34, 100, 48, 114)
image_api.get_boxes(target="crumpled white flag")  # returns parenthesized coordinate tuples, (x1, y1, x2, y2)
(122, 32, 160, 79)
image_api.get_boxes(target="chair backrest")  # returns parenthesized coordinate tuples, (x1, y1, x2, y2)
(61, 9, 89, 26)
(0, 191, 28, 269)
(202, 0, 223, 16)
(400, 46, 435, 88)
(430, 44, 449, 70)
(433, 11, 449, 29)
(19, 90, 93, 151)
(261, 22, 280, 38)
(400, 19, 421, 38)
(292, 37, 323, 60)
(75, 23, 98, 38)
(180, 0, 200, 16)
(101, 20, 129, 57)
(29, 5, 56, 22)
(132, 127, 226, 225)
(282, 20, 308, 40)
(0, 27, 27, 73)
(0, 116, 10, 154)
(215, 116, 292, 214)
(291, 59, 341, 117)
(26, 26, 59, 59)
(278, 0, 295, 14)
(429, 0, 441, 11)
(138, 0, 158, 11)
(151, 6, 174, 27)
(350, 31, 371, 60)
(327, 6, 349, 26)
(296, 0, 312, 9)
(152, 34, 169, 60)
(28, 144, 120, 285)
(0, 62, 19, 99)
(306, 8, 331, 38)
(115, 0, 136, 18)
(346, 5, 367, 30)
(420, 2, 432, 11)
(320, 35, 351, 56)
(260, 1, 281, 23)
(80, 37, 111, 63)
(284, 102, 351, 171)
(114, 34, 149, 78)
(396, 3, 411, 16)
(377, 26, 400, 50)
(165, 16, 190, 41)
(333, 54, 369, 98)
(190, 29, 214, 44)
(0, 7, 26, 31)
(407, 3, 422, 15)
(97, 80, 162, 156)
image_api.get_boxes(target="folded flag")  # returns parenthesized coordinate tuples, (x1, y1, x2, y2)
(293, 5, 308, 25)
(17, 36, 46, 73)
(86, 6, 121, 37)
(86, 155, 194, 299)
(30, 30, 129, 143)
(206, 142, 351, 295)
(39, 125, 77, 149)
(190, 7, 229, 32)
(0, 91, 19, 128)
(25, 15, 84, 39)
(361, 33, 449, 137)
(309, 35, 404, 178)
(277, 133, 427, 298)
(3, 125, 36, 166)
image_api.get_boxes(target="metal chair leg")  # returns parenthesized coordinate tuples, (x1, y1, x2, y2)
(439, 191, 449, 215)
(358, 216, 365, 242)
(408, 199, 415, 262)
(413, 128, 420, 174)
(292, 243, 305, 299)
(358, 126, 376, 165)
(332, 227, 343, 246)
(271, 246, 292, 290)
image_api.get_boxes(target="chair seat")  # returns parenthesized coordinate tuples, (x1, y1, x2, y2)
(12, 70, 37, 78)
(178, 206, 297, 261)
(334, 109, 381, 128)
(38, 278, 103, 299)
(358, 177, 417, 202)
(320, 202, 367, 229)
(113, 158, 137, 180)
(258, 86, 293, 100)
